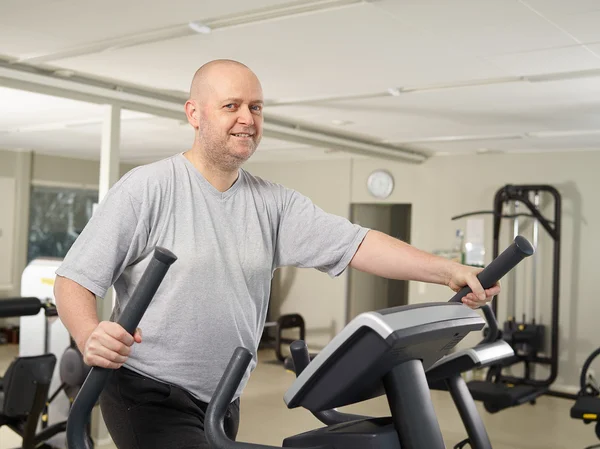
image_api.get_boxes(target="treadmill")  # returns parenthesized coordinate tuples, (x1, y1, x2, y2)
(66, 237, 533, 449)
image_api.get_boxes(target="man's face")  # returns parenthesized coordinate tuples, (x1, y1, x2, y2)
(196, 67, 264, 170)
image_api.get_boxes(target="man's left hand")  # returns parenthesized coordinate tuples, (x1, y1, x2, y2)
(448, 265, 500, 309)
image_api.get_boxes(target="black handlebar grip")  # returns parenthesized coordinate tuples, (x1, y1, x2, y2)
(449, 235, 534, 303)
(114, 247, 177, 334)
(66, 247, 177, 449)
(290, 340, 311, 376)
(0, 297, 42, 318)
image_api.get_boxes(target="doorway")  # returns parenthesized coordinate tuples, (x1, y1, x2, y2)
(346, 203, 412, 323)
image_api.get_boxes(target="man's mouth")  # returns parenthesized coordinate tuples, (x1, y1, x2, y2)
(231, 133, 253, 138)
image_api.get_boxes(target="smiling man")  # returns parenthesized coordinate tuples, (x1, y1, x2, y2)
(53, 59, 499, 449)
(184, 60, 264, 187)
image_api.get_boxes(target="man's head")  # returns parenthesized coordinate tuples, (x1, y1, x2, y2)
(184, 59, 264, 171)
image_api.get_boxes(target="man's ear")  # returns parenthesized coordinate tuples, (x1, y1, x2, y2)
(184, 100, 200, 128)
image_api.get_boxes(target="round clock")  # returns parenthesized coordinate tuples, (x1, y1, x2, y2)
(367, 169, 394, 199)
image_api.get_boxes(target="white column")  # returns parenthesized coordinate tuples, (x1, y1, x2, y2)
(94, 104, 121, 447)
(11, 150, 32, 297)
(98, 103, 121, 317)
(99, 104, 121, 201)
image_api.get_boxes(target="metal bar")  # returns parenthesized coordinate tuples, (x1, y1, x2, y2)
(532, 192, 540, 323)
(511, 201, 519, 320)
(545, 390, 578, 401)
(446, 374, 492, 449)
(384, 359, 446, 449)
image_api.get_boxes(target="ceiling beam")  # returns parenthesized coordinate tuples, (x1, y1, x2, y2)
(266, 68, 600, 107)
(0, 60, 427, 163)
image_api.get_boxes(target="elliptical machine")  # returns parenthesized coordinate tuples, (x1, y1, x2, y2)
(65, 236, 533, 449)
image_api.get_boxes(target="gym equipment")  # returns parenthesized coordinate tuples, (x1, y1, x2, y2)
(203, 237, 532, 449)
(66, 247, 177, 449)
(571, 348, 600, 448)
(0, 296, 57, 348)
(0, 296, 92, 448)
(452, 185, 574, 413)
(260, 313, 315, 363)
(0, 353, 57, 449)
(427, 305, 516, 449)
(280, 240, 529, 449)
(18, 257, 75, 447)
(66, 238, 528, 449)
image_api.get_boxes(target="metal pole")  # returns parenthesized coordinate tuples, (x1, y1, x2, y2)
(510, 201, 519, 321)
(532, 192, 540, 324)
(384, 360, 446, 449)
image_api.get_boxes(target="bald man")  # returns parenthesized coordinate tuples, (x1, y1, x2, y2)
(54, 59, 499, 449)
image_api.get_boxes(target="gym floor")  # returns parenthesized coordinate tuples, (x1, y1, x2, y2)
(0, 344, 591, 449)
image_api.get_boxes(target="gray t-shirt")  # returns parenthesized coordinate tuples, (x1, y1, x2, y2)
(56, 153, 369, 402)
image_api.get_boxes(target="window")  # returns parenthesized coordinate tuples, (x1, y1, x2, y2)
(27, 185, 98, 263)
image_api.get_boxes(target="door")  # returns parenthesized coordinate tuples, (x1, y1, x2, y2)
(346, 203, 412, 322)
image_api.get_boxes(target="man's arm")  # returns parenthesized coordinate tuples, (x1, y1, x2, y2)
(54, 276, 99, 351)
(54, 275, 140, 368)
(349, 230, 500, 308)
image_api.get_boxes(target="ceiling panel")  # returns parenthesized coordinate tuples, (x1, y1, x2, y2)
(372, 0, 575, 57)
(0, 0, 288, 57)
(522, 0, 600, 16)
(49, 3, 504, 100)
(483, 46, 600, 76)
(541, 9, 600, 43)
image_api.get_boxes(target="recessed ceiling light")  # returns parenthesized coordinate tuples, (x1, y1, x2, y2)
(476, 148, 505, 155)
(54, 69, 76, 77)
(332, 119, 353, 126)
(188, 22, 212, 34)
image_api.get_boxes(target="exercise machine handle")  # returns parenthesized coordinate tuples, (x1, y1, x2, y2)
(205, 347, 282, 449)
(479, 305, 500, 344)
(206, 345, 326, 449)
(289, 340, 372, 425)
(0, 297, 43, 318)
(449, 235, 534, 304)
(289, 340, 311, 375)
(66, 247, 177, 449)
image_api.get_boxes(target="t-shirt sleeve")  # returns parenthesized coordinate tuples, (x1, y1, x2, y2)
(55, 174, 150, 298)
(274, 188, 370, 277)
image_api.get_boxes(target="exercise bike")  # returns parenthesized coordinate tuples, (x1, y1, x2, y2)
(65, 237, 533, 449)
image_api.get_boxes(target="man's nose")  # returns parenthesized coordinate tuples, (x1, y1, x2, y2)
(237, 105, 254, 126)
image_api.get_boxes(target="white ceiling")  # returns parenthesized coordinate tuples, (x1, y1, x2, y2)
(1, 0, 600, 163)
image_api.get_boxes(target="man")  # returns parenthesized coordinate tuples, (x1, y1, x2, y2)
(54, 59, 499, 449)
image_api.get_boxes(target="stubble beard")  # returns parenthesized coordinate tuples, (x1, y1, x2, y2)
(198, 128, 259, 172)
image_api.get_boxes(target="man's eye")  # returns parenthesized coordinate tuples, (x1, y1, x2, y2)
(225, 104, 236, 109)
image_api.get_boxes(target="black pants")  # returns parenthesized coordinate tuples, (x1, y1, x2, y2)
(99, 367, 240, 449)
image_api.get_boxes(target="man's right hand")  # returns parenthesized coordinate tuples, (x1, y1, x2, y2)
(82, 321, 142, 369)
